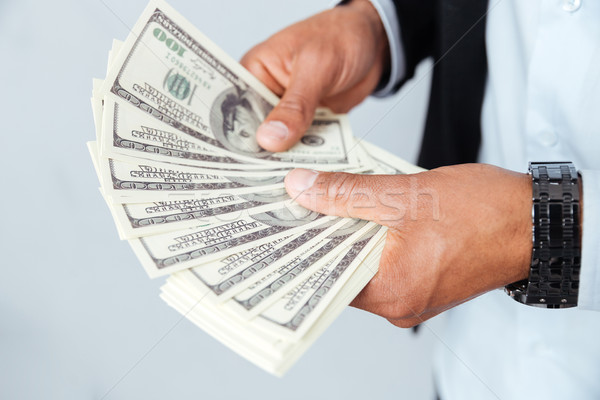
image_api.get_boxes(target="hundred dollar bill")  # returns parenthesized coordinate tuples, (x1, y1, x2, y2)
(95, 43, 354, 172)
(159, 275, 290, 368)
(91, 39, 124, 144)
(222, 219, 376, 319)
(129, 204, 337, 278)
(159, 237, 385, 376)
(91, 79, 104, 139)
(102, 96, 358, 171)
(107, 188, 292, 239)
(107, 39, 124, 76)
(88, 144, 286, 202)
(173, 217, 350, 304)
(101, 98, 253, 170)
(254, 225, 386, 340)
(102, 0, 360, 170)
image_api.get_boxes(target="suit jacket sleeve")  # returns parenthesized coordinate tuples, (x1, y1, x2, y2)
(376, 0, 489, 169)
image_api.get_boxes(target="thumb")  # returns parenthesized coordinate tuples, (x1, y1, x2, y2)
(257, 51, 334, 152)
(257, 84, 320, 152)
(285, 169, 408, 224)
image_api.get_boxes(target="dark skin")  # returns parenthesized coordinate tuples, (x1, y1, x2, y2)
(241, 0, 542, 327)
(241, 0, 388, 151)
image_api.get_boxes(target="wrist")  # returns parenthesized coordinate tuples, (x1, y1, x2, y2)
(345, 1, 386, 39)
(513, 172, 535, 283)
(340, 0, 390, 84)
(506, 162, 581, 308)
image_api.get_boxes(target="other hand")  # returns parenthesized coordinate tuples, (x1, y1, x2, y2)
(241, 0, 389, 152)
(284, 164, 532, 327)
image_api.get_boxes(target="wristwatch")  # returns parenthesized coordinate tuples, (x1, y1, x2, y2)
(505, 162, 581, 308)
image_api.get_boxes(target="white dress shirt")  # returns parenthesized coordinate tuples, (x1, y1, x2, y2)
(371, 0, 600, 398)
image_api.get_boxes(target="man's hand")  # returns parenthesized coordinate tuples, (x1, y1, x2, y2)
(241, 0, 389, 152)
(285, 164, 533, 327)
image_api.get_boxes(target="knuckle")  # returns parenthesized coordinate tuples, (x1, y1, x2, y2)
(240, 45, 263, 67)
(387, 318, 419, 329)
(296, 42, 341, 87)
(277, 95, 311, 122)
(277, 89, 317, 128)
(299, 39, 334, 62)
(382, 305, 409, 321)
(383, 295, 427, 322)
(322, 173, 363, 204)
(243, 58, 264, 77)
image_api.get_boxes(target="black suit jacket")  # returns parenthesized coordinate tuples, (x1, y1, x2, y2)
(391, 1, 489, 169)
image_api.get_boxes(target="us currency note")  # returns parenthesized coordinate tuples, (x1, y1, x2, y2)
(107, 188, 292, 239)
(107, 39, 123, 76)
(159, 236, 385, 377)
(254, 225, 386, 340)
(102, 96, 358, 171)
(222, 219, 376, 319)
(89, 146, 287, 202)
(159, 274, 292, 373)
(129, 204, 337, 277)
(173, 217, 350, 304)
(91, 79, 104, 139)
(91, 39, 123, 144)
(95, 44, 356, 172)
(102, 0, 360, 169)
(101, 99, 252, 170)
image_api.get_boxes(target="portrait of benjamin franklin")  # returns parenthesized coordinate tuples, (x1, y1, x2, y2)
(210, 85, 273, 158)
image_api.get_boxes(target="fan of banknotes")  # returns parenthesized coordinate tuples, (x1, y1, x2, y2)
(88, 0, 424, 376)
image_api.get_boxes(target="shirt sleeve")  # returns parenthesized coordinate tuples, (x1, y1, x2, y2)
(578, 169, 600, 311)
(367, 0, 406, 97)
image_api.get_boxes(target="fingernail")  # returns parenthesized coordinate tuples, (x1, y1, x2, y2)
(258, 121, 288, 141)
(286, 169, 318, 195)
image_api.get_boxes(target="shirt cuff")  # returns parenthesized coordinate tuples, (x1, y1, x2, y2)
(367, 0, 406, 97)
(578, 170, 600, 311)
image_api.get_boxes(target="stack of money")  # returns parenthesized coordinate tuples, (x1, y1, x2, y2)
(89, 0, 424, 376)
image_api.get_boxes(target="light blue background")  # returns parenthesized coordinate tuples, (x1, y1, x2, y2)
(0, 1, 438, 398)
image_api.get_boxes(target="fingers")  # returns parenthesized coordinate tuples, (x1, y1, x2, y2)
(256, 45, 339, 152)
(350, 284, 444, 328)
(285, 169, 409, 224)
(256, 76, 322, 152)
(240, 50, 285, 96)
(385, 311, 443, 329)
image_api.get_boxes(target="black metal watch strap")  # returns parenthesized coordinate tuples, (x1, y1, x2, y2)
(505, 162, 581, 308)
